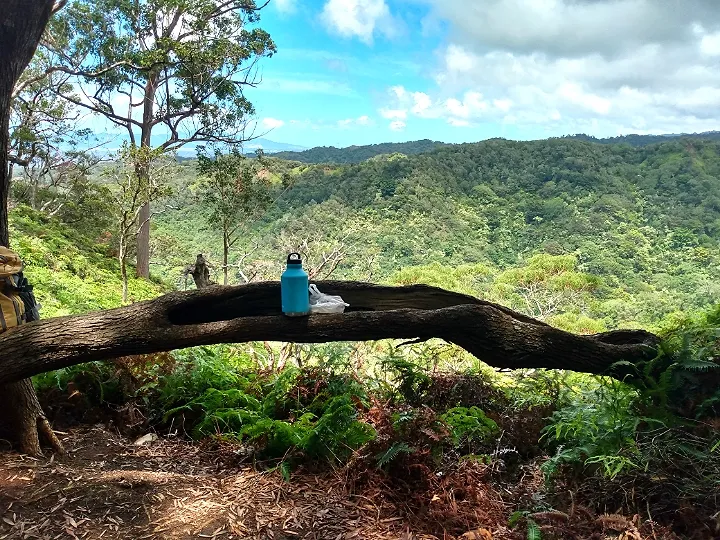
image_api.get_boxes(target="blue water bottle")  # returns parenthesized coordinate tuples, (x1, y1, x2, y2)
(281, 252, 310, 317)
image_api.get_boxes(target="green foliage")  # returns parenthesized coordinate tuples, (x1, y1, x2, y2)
(526, 519, 542, 540)
(272, 140, 445, 164)
(380, 351, 433, 406)
(509, 511, 542, 540)
(33, 361, 124, 404)
(390, 262, 493, 296)
(48, 0, 276, 151)
(302, 395, 376, 461)
(540, 379, 642, 479)
(439, 406, 499, 448)
(195, 149, 273, 283)
(540, 303, 720, 482)
(157, 346, 248, 409)
(156, 353, 375, 463)
(376, 442, 413, 468)
(9, 205, 164, 317)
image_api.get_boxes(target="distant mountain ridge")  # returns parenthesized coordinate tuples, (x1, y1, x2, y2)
(268, 132, 720, 165)
(562, 131, 720, 147)
(270, 139, 446, 164)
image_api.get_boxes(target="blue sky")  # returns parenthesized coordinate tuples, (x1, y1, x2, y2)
(87, 0, 720, 152)
(245, 0, 552, 148)
(83, 0, 720, 151)
(238, 0, 720, 149)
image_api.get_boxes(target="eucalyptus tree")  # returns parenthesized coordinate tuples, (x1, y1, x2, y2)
(46, 0, 276, 277)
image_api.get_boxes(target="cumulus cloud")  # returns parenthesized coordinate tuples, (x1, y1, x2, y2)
(700, 32, 720, 56)
(382, 0, 720, 135)
(379, 86, 504, 129)
(321, 0, 396, 44)
(274, 0, 296, 14)
(422, 0, 720, 59)
(380, 108, 407, 120)
(262, 118, 285, 130)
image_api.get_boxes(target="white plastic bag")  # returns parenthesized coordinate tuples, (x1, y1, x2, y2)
(308, 284, 349, 314)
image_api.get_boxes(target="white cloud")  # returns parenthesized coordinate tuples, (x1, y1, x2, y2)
(422, 0, 720, 59)
(399, 0, 720, 136)
(262, 118, 285, 130)
(391, 85, 407, 99)
(321, 0, 396, 44)
(557, 82, 611, 115)
(274, 0, 296, 14)
(493, 98, 513, 112)
(389, 120, 406, 131)
(447, 118, 470, 127)
(411, 92, 432, 116)
(445, 92, 488, 118)
(337, 115, 374, 128)
(445, 45, 475, 72)
(380, 108, 407, 120)
(700, 32, 720, 56)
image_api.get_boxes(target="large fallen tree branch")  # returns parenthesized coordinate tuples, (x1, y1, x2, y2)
(0, 281, 659, 384)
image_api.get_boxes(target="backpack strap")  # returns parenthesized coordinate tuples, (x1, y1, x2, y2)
(14, 272, 40, 322)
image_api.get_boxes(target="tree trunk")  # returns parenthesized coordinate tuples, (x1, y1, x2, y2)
(136, 202, 150, 278)
(0, 0, 65, 457)
(0, 378, 64, 455)
(135, 72, 159, 279)
(0, 282, 659, 385)
(223, 235, 229, 286)
(120, 248, 128, 304)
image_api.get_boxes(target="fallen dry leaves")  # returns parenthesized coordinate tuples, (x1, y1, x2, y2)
(0, 426, 479, 539)
(0, 426, 682, 540)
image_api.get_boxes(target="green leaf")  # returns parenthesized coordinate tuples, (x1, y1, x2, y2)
(526, 518, 542, 540)
(376, 442, 412, 469)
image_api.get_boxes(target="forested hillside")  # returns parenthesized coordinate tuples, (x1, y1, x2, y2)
(154, 137, 720, 332)
(268, 132, 720, 166)
(270, 138, 446, 163)
(565, 131, 720, 147)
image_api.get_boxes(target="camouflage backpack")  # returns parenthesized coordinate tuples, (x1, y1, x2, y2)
(0, 246, 39, 332)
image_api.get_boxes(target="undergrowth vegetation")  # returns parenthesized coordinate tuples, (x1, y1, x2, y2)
(32, 309, 720, 537)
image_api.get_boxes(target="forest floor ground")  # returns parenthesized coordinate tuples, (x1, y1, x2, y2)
(0, 426, 681, 540)
(0, 425, 416, 540)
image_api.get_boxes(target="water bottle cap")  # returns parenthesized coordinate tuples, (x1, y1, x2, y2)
(287, 252, 302, 265)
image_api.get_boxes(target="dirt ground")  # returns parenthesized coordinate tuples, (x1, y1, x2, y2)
(0, 425, 427, 540)
(0, 426, 689, 540)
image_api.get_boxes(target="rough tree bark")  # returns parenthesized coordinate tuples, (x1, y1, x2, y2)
(134, 71, 159, 279)
(0, 0, 65, 456)
(0, 282, 659, 385)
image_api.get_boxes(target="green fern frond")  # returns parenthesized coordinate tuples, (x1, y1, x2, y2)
(526, 518, 542, 540)
(677, 359, 720, 371)
(376, 442, 412, 468)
